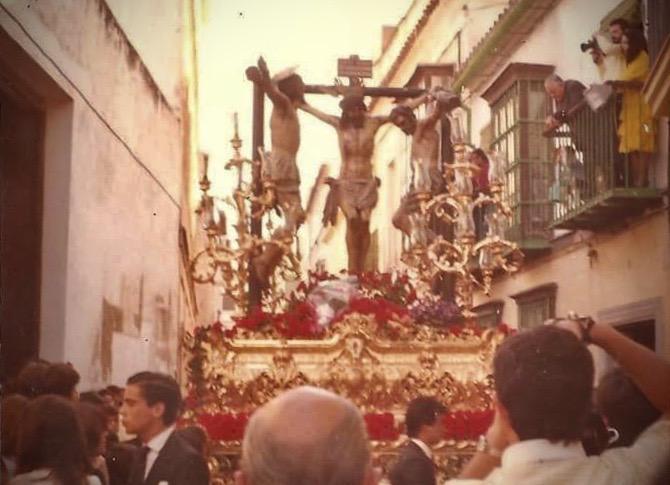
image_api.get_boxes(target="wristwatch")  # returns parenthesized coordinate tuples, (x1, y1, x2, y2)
(567, 311, 595, 343)
(476, 435, 502, 458)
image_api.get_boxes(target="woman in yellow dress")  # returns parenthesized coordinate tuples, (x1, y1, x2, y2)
(612, 28, 655, 187)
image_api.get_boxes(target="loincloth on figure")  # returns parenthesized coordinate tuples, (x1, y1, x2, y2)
(413, 161, 445, 195)
(262, 151, 304, 226)
(262, 150, 301, 184)
(322, 177, 380, 225)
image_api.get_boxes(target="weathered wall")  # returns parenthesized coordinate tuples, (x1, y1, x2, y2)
(474, 212, 670, 361)
(1, 0, 185, 388)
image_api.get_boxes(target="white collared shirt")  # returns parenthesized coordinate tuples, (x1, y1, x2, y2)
(410, 438, 433, 460)
(144, 425, 176, 478)
(500, 439, 585, 468)
(445, 419, 670, 485)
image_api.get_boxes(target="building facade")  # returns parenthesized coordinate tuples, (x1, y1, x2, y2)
(0, 0, 208, 388)
(368, 0, 669, 363)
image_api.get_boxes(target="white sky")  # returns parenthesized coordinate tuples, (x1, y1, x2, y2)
(197, 0, 413, 198)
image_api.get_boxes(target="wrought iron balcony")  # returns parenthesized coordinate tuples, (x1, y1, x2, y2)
(544, 96, 663, 230)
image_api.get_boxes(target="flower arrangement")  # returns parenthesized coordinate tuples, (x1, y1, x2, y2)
(443, 409, 495, 441)
(196, 412, 249, 441)
(364, 412, 400, 441)
(185, 409, 493, 443)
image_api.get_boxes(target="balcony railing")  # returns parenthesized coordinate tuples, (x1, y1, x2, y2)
(544, 95, 662, 230)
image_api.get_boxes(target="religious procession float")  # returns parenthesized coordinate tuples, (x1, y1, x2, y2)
(183, 57, 523, 483)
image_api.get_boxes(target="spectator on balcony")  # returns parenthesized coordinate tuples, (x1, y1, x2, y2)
(609, 28, 655, 187)
(544, 75, 586, 130)
(470, 149, 490, 241)
(589, 18, 629, 82)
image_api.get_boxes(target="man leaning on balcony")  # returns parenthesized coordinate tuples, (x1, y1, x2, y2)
(444, 319, 670, 485)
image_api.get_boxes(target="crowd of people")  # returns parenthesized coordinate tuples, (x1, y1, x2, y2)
(544, 18, 656, 188)
(3, 314, 667, 485)
(1, 365, 209, 485)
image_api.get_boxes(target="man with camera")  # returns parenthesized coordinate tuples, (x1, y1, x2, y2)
(582, 18, 628, 81)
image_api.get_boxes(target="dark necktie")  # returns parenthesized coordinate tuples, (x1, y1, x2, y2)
(130, 445, 151, 485)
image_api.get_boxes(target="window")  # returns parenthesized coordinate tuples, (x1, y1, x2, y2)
(510, 283, 557, 329)
(616, 320, 655, 351)
(473, 300, 504, 328)
(483, 64, 554, 251)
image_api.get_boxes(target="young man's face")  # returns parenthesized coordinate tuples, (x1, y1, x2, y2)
(120, 384, 162, 437)
(422, 413, 445, 446)
(609, 24, 623, 44)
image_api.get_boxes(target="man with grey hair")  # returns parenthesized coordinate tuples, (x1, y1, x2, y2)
(544, 74, 586, 131)
(235, 386, 379, 485)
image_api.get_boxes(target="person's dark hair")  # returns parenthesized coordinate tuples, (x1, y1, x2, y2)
(13, 360, 50, 398)
(1, 394, 28, 458)
(339, 95, 366, 112)
(390, 105, 414, 120)
(105, 384, 123, 395)
(390, 105, 417, 135)
(623, 28, 648, 64)
(277, 74, 305, 103)
(596, 368, 660, 447)
(580, 411, 610, 456)
(609, 18, 630, 31)
(471, 148, 489, 163)
(493, 325, 594, 442)
(16, 395, 90, 485)
(104, 384, 124, 408)
(405, 396, 446, 438)
(126, 372, 182, 425)
(339, 95, 367, 129)
(176, 425, 208, 455)
(77, 402, 108, 458)
(43, 362, 80, 398)
(80, 391, 105, 406)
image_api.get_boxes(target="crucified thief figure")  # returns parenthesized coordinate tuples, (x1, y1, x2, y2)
(248, 57, 306, 284)
(390, 87, 461, 244)
(300, 95, 392, 273)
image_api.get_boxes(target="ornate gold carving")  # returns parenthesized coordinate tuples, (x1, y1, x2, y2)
(184, 312, 503, 482)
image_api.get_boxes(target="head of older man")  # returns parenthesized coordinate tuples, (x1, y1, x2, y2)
(235, 386, 377, 485)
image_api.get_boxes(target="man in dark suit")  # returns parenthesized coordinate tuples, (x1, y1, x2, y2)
(389, 397, 446, 485)
(120, 371, 209, 485)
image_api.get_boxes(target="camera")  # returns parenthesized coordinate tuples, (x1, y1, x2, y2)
(580, 37, 600, 53)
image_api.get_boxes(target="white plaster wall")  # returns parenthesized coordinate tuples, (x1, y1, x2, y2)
(474, 213, 670, 359)
(105, 0, 183, 108)
(1, 0, 185, 388)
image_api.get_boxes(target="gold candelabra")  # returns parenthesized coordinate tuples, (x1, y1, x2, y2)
(401, 112, 523, 318)
(189, 114, 301, 314)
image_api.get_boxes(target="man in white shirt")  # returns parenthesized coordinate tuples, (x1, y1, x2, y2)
(447, 319, 670, 485)
(390, 397, 446, 485)
(121, 372, 209, 485)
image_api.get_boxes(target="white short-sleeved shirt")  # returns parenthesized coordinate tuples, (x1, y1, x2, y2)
(446, 418, 670, 485)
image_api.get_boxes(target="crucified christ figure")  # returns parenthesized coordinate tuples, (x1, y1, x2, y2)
(390, 87, 461, 244)
(247, 57, 306, 284)
(300, 95, 392, 273)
